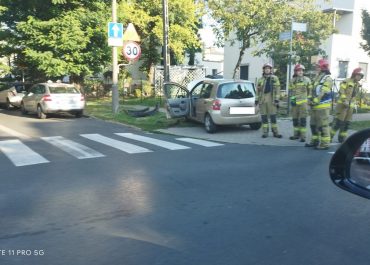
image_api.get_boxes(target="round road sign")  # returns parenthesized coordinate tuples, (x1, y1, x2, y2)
(122, 41, 141, 61)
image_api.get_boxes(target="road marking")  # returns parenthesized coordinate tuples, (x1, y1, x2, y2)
(0, 124, 30, 139)
(0, 139, 49, 166)
(41, 136, 105, 159)
(176, 137, 224, 147)
(80, 134, 152, 154)
(328, 152, 335, 154)
(115, 133, 190, 150)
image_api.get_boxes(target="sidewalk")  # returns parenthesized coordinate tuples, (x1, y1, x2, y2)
(157, 113, 369, 146)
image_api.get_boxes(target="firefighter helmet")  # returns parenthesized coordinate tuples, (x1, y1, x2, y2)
(317, 59, 329, 71)
(263, 63, 273, 69)
(351, 67, 364, 78)
(294, 64, 305, 72)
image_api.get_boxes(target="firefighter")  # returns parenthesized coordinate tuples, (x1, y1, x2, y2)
(289, 64, 312, 142)
(305, 59, 333, 150)
(256, 63, 282, 138)
(331, 67, 364, 143)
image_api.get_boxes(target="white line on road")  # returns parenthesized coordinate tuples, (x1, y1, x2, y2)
(0, 124, 30, 139)
(115, 133, 190, 150)
(0, 139, 49, 166)
(80, 134, 152, 154)
(41, 136, 105, 159)
(328, 152, 335, 154)
(176, 137, 224, 147)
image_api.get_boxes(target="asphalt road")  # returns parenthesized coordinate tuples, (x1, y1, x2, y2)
(1, 109, 370, 265)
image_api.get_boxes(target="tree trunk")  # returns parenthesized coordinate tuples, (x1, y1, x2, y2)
(233, 41, 248, 79)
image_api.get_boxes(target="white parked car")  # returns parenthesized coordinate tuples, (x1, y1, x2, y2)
(0, 82, 29, 109)
(21, 81, 85, 119)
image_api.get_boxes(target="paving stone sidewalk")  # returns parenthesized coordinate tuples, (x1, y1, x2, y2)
(157, 113, 370, 146)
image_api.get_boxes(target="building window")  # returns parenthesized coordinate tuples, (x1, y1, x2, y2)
(240, 65, 249, 80)
(338, 61, 349, 78)
(359, 63, 368, 80)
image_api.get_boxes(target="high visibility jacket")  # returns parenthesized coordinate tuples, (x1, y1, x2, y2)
(337, 78, 360, 108)
(289, 76, 312, 105)
(311, 73, 333, 109)
(256, 74, 280, 103)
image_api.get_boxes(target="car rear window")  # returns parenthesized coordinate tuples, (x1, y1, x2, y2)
(217, 82, 255, 99)
(49, 86, 79, 94)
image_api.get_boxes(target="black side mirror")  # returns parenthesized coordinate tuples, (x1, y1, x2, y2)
(329, 128, 370, 199)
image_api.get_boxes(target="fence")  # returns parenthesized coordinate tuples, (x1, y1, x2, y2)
(154, 66, 206, 96)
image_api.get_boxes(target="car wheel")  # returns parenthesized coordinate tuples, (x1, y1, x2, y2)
(204, 114, 217, 133)
(21, 102, 27, 115)
(250, 122, 262, 130)
(5, 98, 12, 110)
(37, 105, 47, 119)
(75, 110, 83, 118)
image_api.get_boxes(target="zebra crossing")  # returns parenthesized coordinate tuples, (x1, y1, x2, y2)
(0, 133, 224, 167)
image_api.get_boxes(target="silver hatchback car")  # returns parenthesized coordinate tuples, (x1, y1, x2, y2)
(164, 79, 261, 133)
(21, 81, 85, 119)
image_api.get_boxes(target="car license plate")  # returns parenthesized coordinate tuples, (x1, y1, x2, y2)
(229, 107, 255, 114)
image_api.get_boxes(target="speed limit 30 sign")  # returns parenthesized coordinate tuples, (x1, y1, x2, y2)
(122, 41, 141, 61)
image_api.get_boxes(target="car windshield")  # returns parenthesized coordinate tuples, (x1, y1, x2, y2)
(217, 82, 255, 99)
(49, 86, 79, 94)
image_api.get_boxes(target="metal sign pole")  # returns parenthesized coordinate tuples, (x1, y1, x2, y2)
(112, 0, 119, 114)
(162, 0, 170, 82)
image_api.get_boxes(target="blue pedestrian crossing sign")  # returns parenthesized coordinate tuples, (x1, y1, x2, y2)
(108, 22, 124, 47)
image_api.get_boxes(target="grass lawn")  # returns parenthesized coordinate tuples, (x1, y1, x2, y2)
(85, 97, 197, 131)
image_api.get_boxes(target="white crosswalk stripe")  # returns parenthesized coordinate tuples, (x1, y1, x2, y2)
(0, 139, 49, 167)
(41, 136, 105, 159)
(115, 133, 190, 150)
(80, 133, 152, 154)
(0, 133, 225, 167)
(176, 137, 224, 147)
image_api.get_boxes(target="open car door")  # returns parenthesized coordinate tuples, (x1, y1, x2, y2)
(163, 82, 190, 118)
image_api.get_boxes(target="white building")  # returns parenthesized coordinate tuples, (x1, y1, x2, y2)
(184, 17, 224, 77)
(223, 0, 370, 91)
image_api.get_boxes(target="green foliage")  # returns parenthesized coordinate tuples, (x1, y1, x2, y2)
(118, 0, 203, 74)
(133, 81, 153, 98)
(361, 10, 370, 56)
(0, 61, 10, 76)
(208, 0, 335, 78)
(0, 0, 110, 81)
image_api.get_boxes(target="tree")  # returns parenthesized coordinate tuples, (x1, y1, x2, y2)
(361, 9, 370, 56)
(118, 0, 203, 76)
(207, 0, 335, 78)
(0, 0, 111, 82)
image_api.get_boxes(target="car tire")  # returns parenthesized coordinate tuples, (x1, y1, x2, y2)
(204, 114, 217, 133)
(37, 105, 47, 119)
(75, 110, 83, 118)
(250, 122, 262, 130)
(21, 102, 27, 115)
